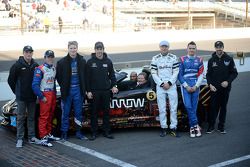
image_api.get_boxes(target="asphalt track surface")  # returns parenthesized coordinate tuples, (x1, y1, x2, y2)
(0, 72, 249, 167)
(0, 40, 250, 167)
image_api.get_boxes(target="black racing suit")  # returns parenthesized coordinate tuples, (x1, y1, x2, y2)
(206, 52, 238, 129)
(86, 53, 117, 135)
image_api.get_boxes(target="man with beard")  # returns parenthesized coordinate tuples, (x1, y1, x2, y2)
(206, 41, 238, 134)
(86, 41, 118, 140)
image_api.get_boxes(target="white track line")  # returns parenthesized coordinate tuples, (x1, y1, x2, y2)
(57, 140, 137, 167)
(208, 155, 250, 167)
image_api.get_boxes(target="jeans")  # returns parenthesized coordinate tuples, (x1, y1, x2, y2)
(16, 100, 36, 140)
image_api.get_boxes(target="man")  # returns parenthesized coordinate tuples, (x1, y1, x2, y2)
(8, 45, 40, 148)
(178, 41, 204, 138)
(86, 41, 118, 140)
(56, 41, 87, 140)
(150, 40, 179, 137)
(206, 41, 238, 134)
(32, 50, 60, 147)
(130, 71, 137, 81)
(135, 72, 150, 89)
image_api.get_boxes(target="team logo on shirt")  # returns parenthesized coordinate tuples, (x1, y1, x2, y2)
(212, 62, 218, 67)
(224, 61, 230, 66)
(103, 64, 108, 67)
(91, 63, 97, 68)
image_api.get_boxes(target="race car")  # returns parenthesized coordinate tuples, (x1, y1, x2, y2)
(1, 70, 210, 136)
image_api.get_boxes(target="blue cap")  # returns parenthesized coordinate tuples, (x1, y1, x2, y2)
(159, 40, 169, 47)
(44, 50, 55, 58)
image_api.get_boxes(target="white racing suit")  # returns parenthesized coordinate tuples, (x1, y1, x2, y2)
(151, 53, 179, 129)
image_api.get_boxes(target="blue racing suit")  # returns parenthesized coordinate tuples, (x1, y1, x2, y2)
(178, 55, 204, 127)
(61, 58, 83, 132)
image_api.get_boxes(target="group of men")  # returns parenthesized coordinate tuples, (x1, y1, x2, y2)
(8, 39, 238, 148)
(151, 40, 238, 138)
(8, 41, 118, 148)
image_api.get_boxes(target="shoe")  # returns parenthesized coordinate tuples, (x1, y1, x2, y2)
(206, 126, 215, 134)
(61, 132, 68, 141)
(47, 134, 60, 141)
(89, 134, 97, 141)
(169, 128, 178, 137)
(217, 128, 227, 134)
(16, 139, 23, 148)
(40, 139, 53, 147)
(103, 133, 114, 139)
(76, 131, 88, 140)
(190, 127, 195, 138)
(159, 128, 167, 137)
(194, 125, 202, 137)
(29, 137, 40, 144)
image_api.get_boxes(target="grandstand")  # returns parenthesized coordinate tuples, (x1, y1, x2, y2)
(0, 0, 249, 33)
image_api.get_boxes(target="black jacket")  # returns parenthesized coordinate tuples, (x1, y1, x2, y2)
(56, 53, 87, 100)
(86, 53, 117, 91)
(206, 52, 238, 90)
(8, 56, 39, 102)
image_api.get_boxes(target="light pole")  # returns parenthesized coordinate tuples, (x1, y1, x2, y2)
(20, 0, 23, 34)
(246, 0, 248, 27)
(188, 0, 191, 29)
(112, 0, 115, 32)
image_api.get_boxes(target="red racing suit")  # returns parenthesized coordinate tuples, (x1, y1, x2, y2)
(32, 63, 56, 138)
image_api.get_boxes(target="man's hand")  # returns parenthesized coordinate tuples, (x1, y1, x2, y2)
(87, 92, 93, 99)
(41, 97, 47, 103)
(186, 86, 193, 93)
(111, 87, 118, 94)
(209, 84, 217, 92)
(221, 81, 228, 88)
(162, 82, 170, 90)
(191, 86, 197, 92)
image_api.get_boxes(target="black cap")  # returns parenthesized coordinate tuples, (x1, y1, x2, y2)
(23, 45, 34, 52)
(94, 41, 104, 49)
(44, 50, 55, 58)
(214, 41, 224, 48)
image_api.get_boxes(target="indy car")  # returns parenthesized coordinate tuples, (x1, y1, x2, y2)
(1, 70, 210, 136)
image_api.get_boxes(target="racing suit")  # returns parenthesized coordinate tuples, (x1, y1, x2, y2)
(59, 57, 84, 133)
(178, 55, 204, 128)
(32, 63, 56, 138)
(151, 53, 179, 129)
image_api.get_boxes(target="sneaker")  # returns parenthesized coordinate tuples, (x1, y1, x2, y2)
(190, 127, 195, 138)
(206, 127, 215, 134)
(89, 134, 97, 141)
(159, 128, 167, 137)
(47, 134, 60, 141)
(16, 139, 23, 148)
(29, 137, 40, 144)
(194, 125, 202, 137)
(76, 131, 88, 140)
(103, 132, 114, 139)
(40, 139, 53, 147)
(61, 132, 68, 141)
(169, 128, 178, 137)
(217, 128, 227, 134)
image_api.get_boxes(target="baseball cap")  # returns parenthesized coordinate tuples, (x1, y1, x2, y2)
(94, 41, 104, 49)
(214, 41, 224, 48)
(159, 40, 170, 47)
(44, 50, 55, 58)
(23, 45, 34, 52)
